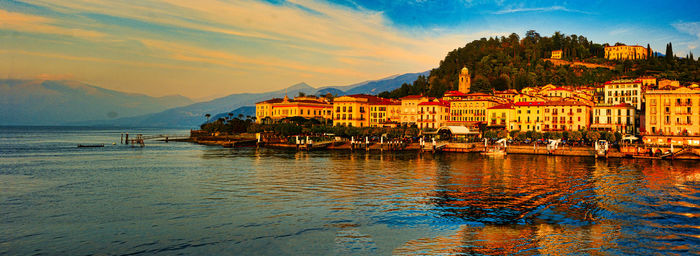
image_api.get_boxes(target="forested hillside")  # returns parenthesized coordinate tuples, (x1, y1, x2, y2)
(379, 30, 700, 99)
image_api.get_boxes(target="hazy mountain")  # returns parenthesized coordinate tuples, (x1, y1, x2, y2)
(93, 82, 318, 127)
(28, 72, 428, 128)
(0, 79, 193, 125)
(343, 71, 429, 95)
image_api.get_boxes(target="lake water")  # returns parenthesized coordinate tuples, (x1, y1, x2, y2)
(1, 126, 699, 255)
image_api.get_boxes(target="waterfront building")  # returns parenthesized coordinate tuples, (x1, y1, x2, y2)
(542, 101, 592, 131)
(332, 94, 382, 127)
(604, 45, 648, 60)
(369, 98, 401, 127)
(417, 98, 450, 129)
(551, 50, 562, 59)
(447, 99, 499, 129)
(513, 101, 545, 132)
(486, 103, 515, 130)
(400, 95, 429, 125)
(269, 94, 333, 122)
(602, 79, 643, 110)
(255, 98, 283, 124)
(644, 87, 700, 136)
(458, 67, 471, 94)
(590, 103, 637, 134)
(255, 95, 332, 123)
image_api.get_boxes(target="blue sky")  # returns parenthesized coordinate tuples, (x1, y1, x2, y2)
(1, 0, 699, 99)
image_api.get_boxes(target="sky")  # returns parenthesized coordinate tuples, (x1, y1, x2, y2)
(1, 0, 699, 99)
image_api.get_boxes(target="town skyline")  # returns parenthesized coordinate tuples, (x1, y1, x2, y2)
(2, 0, 700, 99)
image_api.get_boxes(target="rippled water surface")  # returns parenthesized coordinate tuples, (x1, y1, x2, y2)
(1, 127, 699, 255)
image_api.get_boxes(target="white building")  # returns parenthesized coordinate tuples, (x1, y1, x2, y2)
(602, 79, 643, 110)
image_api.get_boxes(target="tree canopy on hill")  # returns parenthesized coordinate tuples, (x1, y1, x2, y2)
(379, 30, 700, 99)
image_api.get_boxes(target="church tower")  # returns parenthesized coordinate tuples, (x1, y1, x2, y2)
(458, 66, 471, 93)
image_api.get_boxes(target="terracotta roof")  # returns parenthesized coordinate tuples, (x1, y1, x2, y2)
(514, 101, 546, 106)
(488, 103, 514, 110)
(371, 98, 401, 105)
(543, 101, 590, 106)
(418, 99, 450, 107)
(444, 90, 467, 96)
(552, 87, 571, 91)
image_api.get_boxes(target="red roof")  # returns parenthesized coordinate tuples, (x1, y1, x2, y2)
(418, 99, 449, 107)
(371, 98, 400, 105)
(488, 103, 514, 110)
(400, 95, 425, 99)
(543, 101, 590, 106)
(514, 101, 546, 106)
(552, 87, 571, 91)
(444, 90, 467, 96)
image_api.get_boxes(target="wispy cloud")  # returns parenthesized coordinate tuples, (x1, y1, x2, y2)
(672, 21, 700, 50)
(492, 5, 593, 15)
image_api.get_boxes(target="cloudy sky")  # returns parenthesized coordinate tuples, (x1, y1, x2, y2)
(1, 0, 699, 99)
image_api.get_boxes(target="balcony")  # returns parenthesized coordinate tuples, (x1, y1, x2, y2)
(676, 111, 693, 115)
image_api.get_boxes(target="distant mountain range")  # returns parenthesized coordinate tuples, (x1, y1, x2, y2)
(0, 71, 427, 127)
(0, 80, 193, 125)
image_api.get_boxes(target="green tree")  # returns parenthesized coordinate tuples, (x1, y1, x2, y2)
(569, 131, 583, 142)
(586, 131, 600, 142)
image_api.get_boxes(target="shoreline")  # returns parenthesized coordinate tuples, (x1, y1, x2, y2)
(183, 137, 700, 160)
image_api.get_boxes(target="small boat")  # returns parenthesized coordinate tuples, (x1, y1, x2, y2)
(77, 144, 104, 148)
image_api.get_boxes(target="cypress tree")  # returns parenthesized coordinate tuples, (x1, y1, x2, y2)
(647, 44, 651, 58)
(665, 42, 673, 61)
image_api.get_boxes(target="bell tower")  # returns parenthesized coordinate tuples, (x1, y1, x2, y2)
(458, 66, 471, 93)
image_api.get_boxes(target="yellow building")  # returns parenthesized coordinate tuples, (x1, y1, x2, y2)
(639, 76, 657, 88)
(333, 94, 385, 127)
(513, 101, 545, 132)
(544, 87, 573, 100)
(269, 95, 333, 121)
(255, 98, 282, 123)
(590, 103, 637, 134)
(369, 99, 401, 127)
(256, 95, 332, 123)
(604, 45, 648, 60)
(400, 95, 429, 125)
(447, 99, 499, 129)
(486, 103, 516, 130)
(551, 50, 562, 59)
(417, 99, 450, 129)
(644, 87, 700, 136)
(542, 101, 591, 132)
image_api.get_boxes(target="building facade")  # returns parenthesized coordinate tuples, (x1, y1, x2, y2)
(332, 94, 380, 127)
(448, 99, 498, 128)
(602, 79, 643, 110)
(399, 95, 429, 125)
(417, 99, 450, 129)
(604, 45, 648, 60)
(590, 103, 637, 134)
(487, 103, 515, 130)
(551, 50, 562, 59)
(541, 101, 591, 132)
(369, 99, 401, 127)
(513, 101, 545, 132)
(644, 87, 700, 136)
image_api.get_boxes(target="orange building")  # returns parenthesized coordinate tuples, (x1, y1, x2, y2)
(369, 98, 401, 127)
(333, 94, 386, 127)
(542, 101, 591, 132)
(399, 95, 429, 125)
